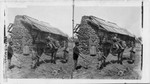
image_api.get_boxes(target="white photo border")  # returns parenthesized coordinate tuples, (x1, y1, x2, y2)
(0, 0, 150, 84)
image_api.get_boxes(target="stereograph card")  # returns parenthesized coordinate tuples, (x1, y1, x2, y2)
(0, 0, 150, 84)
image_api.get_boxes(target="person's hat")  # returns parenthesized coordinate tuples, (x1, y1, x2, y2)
(46, 36, 51, 41)
(113, 34, 117, 37)
(75, 41, 79, 46)
(9, 41, 13, 45)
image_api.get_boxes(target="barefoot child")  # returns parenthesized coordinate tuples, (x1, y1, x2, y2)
(129, 41, 136, 63)
(31, 46, 37, 69)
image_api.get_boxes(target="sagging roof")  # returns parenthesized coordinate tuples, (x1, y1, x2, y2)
(14, 15, 68, 37)
(86, 16, 134, 37)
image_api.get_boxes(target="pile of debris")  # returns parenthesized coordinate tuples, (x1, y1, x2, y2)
(99, 63, 140, 79)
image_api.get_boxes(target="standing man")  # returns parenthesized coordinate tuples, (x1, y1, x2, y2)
(7, 41, 13, 69)
(73, 41, 80, 70)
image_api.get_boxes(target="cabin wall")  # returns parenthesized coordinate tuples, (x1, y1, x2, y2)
(10, 16, 33, 53)
(77, 16, 100, 54)
(10, 19, 67, 54)
(77, 16, 135, 54)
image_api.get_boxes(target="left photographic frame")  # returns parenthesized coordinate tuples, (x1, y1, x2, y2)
(3, 1, 74, 80)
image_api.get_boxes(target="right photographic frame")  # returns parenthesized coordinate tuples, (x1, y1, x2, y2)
(72, 0, 143, 80)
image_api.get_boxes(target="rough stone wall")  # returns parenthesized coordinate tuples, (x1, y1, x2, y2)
(77, 16, 99, 54)
(10, 16, 68, 53)
(10, 16, 33, 53)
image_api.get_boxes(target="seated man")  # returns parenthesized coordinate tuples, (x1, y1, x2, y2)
(44, 37, 52, 54)
(54, 40, 60, 50)
(45, 36, 60, 52)
(111, 34, 124, 55)
(112, 34, 124, 49)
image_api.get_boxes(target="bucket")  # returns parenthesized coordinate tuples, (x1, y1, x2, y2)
(23, 45, 30, 56)
(90, 45, 96, 56)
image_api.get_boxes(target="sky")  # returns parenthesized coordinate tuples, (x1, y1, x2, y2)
(6, 5, 72, 37)
(74, 6, 142, 37)
(6, 4, 142, 37)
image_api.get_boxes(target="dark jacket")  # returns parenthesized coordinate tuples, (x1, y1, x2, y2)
(8, 45, 13, 54)
(73, 46, 79, 55)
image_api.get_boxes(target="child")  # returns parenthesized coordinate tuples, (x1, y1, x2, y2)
(7, 41, 13, 69)
(31, 46, 38, 69)
(129, 41, 136, 63)
(73, 42, 80, 70)
(63, 41, 69, 63)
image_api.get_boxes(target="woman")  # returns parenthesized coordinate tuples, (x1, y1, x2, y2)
(8, 41, 13, 69)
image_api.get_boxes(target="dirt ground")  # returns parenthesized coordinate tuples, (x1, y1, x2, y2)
(4, 43, 142, 79)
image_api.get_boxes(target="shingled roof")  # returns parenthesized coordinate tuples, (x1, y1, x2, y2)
(15, 15, 68, 37)
(87, 15, 134, 37)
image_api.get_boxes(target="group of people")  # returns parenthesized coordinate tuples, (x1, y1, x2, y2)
(7, 34, 136, 70)
(72, 34, 136, 70)
(7, 35, 69, 69)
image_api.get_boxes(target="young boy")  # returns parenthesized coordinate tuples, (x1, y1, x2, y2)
(73, 42, 80, 70)
(31, 45, 38, 69)
(7, 41, 13, 69)
(129, 41, 136, 63)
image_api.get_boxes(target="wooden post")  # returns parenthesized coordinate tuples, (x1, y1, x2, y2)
(141, 0, 143, 70)
(71, 0, 75, 79)
(72, 0, 75, 39)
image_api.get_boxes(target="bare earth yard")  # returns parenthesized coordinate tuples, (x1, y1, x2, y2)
(4, 44, 142, 79)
